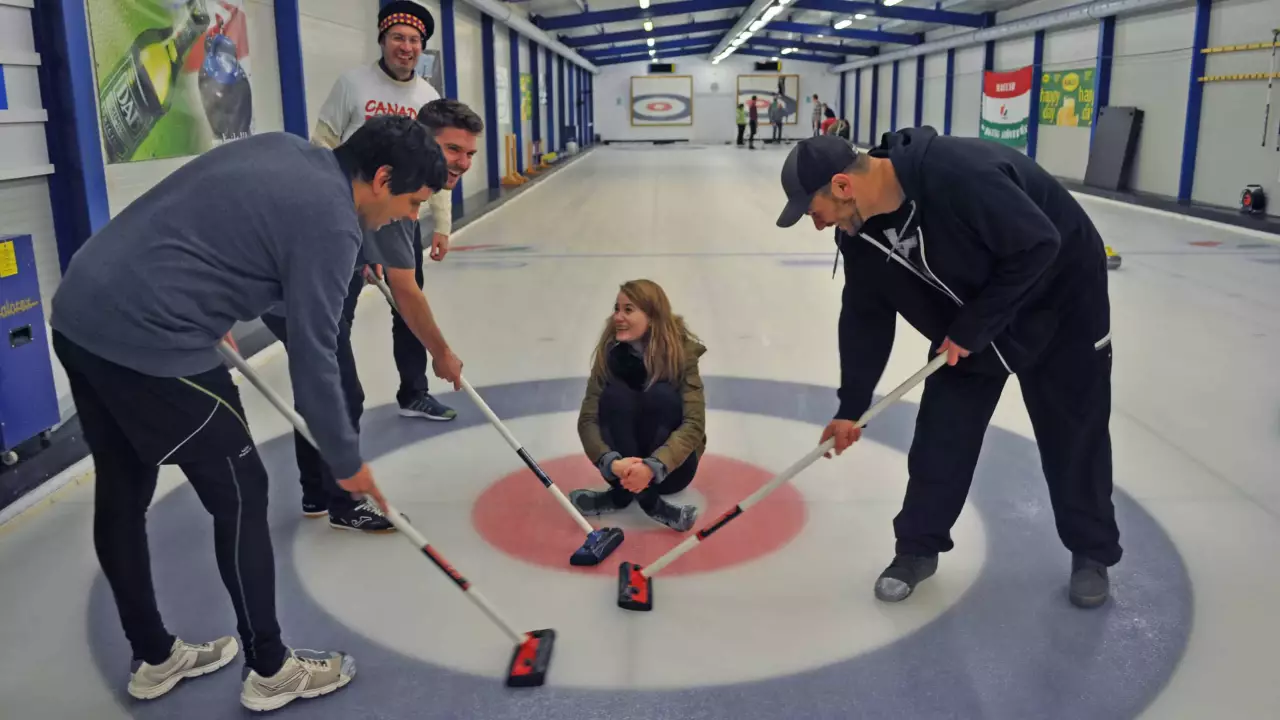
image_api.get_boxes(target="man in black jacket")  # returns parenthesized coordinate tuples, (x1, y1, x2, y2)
(776, 130, 1120, 609)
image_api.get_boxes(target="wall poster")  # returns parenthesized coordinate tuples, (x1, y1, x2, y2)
(980, 66, 1033, 148)
(630, 75, 694, 126)
(736, 74, 800, 124)
(87, 0, 256, 164)
(1039, 67, 1095, 127)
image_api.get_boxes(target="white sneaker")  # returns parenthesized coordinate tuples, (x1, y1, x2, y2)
(240, 648, 356, 712)
(127, 636, 240, 700)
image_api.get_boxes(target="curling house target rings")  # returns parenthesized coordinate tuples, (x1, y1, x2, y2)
(631, 93, 691, 122)
(471, 452, 808, 576)
(87, 376, 1194, 719)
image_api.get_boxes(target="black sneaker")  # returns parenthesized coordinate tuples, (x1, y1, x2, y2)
(874, 553, 938, 602)
(328, 500, 397, 533)
(301, 494, 327, 518)
(1069, 554, 1110, 608)
(569, 488, 630, 516)
(642, 498, 698, 532)
(399, 392, 456, 421)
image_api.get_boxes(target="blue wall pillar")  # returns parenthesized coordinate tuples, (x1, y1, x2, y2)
(1178, 0, 1211, 204)
(944, 48, 955, 135)
(890, 60, 899, 131)
(481, 13, 499, 190)
(557, 55, 566, 150)
(440, 0, 462, 214)
(853, 68, 862, 144)
(274, 0, 308, 138)
(1027, 30, 1044, 158)
(869, 65, 879, 144)
(508, 27, 523, 173)
(530, 43, 541, 149)
(545, 47, 555, 152)
(914, 55, 925, 127)
(1091, 15, 1115, 150)
(31, 0, 111, 269)
(839, 71, 846, 120)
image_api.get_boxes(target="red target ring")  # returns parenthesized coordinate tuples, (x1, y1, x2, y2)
(646, 101, 673, 111)
(472, 453, 806, 576)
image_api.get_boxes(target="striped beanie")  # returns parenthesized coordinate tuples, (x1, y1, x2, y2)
(378, 1, 434, 43)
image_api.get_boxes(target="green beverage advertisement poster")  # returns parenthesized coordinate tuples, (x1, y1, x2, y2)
(86, 0, 256, 164)
(1038, 68, 1095, 128)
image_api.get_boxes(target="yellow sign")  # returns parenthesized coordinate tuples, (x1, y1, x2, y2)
(0, 241, 18, 278)
(1039, 68, 1095, 127)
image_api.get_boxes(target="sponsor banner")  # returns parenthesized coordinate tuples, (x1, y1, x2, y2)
(88, 0, 256, 164)
(979, 66, 1032, 148)
(1039, 67, 1095, 127)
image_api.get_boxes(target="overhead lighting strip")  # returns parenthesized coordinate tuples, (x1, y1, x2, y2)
(713, 0, 791, 63)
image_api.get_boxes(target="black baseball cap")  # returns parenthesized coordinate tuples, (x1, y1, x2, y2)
(776, 134, 860, 228)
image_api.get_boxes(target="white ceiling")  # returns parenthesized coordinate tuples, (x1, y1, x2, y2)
(527, 0, 1038, 63)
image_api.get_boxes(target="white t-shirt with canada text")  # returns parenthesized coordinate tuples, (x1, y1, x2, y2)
(316, 62, 441, 143)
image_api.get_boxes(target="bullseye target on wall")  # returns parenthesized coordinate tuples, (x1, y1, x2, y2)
(630, 74, 694, 126)
(737, 73, 800, 124)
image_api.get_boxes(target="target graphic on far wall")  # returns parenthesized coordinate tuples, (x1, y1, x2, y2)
(630, 74, 694, 126)
(737, 73, 801, 124)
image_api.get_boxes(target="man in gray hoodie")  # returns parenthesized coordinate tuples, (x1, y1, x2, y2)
(49, 114, 447, 712)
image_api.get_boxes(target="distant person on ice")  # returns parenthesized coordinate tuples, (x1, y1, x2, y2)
(774, 130, 1121, 610)
(573, 280, 706, 532)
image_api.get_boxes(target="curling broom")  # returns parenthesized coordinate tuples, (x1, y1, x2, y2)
(217, 341, 555, 687)
(617, 352, 950, 611)
(370, 272, 625, 567)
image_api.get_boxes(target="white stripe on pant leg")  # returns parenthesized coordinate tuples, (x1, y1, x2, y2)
(155, 401, 219, 466)
(1095, 331, 1113, 350)
(227, 457, 258, 665)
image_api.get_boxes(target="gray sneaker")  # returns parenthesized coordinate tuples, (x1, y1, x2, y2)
(1069, 555, 1110, 608)
(127, 636, 240, 700)
(240, 648, 356, 712)
(874, 553, 938, 603)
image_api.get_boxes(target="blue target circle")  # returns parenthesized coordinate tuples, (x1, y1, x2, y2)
(87, 375, 1192, 719)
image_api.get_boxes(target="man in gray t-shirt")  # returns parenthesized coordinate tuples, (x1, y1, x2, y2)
(260, 99, 479, 530)
(360, 219, 417, 271)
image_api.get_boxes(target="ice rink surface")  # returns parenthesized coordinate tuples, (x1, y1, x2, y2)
(1, 143, 1278, 719)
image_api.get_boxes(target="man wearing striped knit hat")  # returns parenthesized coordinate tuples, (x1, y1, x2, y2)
(270, 1, 466, 531)
(313, 1, 459, 419)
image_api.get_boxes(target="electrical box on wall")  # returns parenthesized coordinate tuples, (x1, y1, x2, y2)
(648, 63, 675, 73)
(755, 60, 781, 72)
(0, 235, 59, 466)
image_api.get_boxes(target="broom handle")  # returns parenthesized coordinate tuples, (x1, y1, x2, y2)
(216, 341, 526, 644)
(642, 352, 948, 578)
(371, 274, 596, 536)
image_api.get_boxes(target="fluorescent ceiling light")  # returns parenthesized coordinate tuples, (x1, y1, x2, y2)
(648, 38, 655, 46)
(855, 13, 867, 19)
(750, 20, 765, 31)
(883, 0, 902, 5)
(731, 37, 746, 46)
(639, 0, 650, 7)
(771, 56, 778, 60)
(781, 47, 795, 54)
(643, 20, 653, 31)
(739, 31, 753, 39)
(834, 19, 852, 29)
(649, 49, 656, 56)
(762, 5, 782, 19)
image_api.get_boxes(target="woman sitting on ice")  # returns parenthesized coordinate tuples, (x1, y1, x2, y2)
(571, 279, 706, 532)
